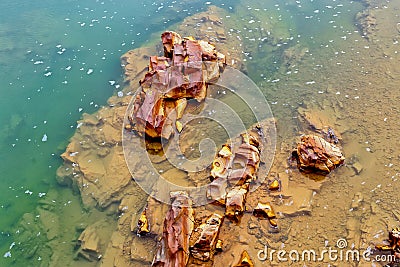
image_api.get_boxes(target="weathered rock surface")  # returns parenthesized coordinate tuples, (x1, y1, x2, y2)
(77, 224, 101, 261)
(189, 213, 224, 261)
(152, 191, 194, 267)
(293, 134, 345, 173)
(225, 185, 249, 220)
(253, 202, 277, 227)
(56, 54, 152, 209)
(207, 127, 264, 221)
(121, 46, 158, 88)
(136, 196, 169, 237)
(128, 31, 226, 140)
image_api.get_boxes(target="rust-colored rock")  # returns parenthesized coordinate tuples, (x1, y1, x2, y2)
(189, 213, 224, 261)
(215, 239, 223, 252)
(375, 227, 400, 259)
(253, 202, 278, 228)
(225, 185, 248, 219)
(206, 126, 264, 220)
(207, 177, 227, 205)
(227, 168, 254, 187)
(268, 179, 280, 191)
(161, 31, 183, 58)
(234, 250, 254, 267)
(234, 142, 261, 174)
(152, 191, 194, 267)
(129, 31, 226, 140)
(241, 131, 262, 150)
(253, 202, 276, 219)
(293, 134, 345, 173)
(136, 209, 150, 235)
(211, 144, 233, 180)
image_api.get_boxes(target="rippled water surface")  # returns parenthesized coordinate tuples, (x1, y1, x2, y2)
(1, 0, 398, 266)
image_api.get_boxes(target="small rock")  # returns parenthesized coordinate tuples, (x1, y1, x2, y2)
(234, 250, 254, 267)
(248, 222, 258, 229)
(77, 225, 101, 261)
(293, 134, 345, 173)
(189, 213, 223, 261)
(351, 162, 363, 175)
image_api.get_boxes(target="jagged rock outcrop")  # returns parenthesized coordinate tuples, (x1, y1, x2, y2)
(189, 213, 224, 261)
(152, 191, 194, 267)
(128, 31, 226, 140)
(207, 127, 263, 220)
(293, 134, 345, 173)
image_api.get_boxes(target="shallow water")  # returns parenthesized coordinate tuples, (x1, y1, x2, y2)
(1, 0, 399, 266)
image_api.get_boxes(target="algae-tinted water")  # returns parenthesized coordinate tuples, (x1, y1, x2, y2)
(2, 0, 398, 266)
